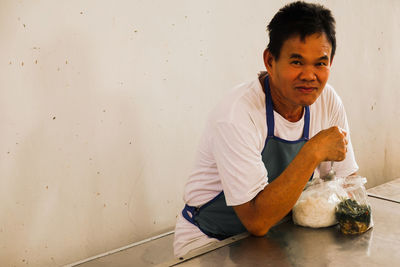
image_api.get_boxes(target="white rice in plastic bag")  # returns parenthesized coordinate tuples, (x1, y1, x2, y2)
(292, 178, 347, 228)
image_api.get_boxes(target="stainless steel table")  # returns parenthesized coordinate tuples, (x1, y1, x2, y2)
(175, 196, 400, 266)
(367, 177, 400, 202)
(71, 233, 175, 267)
(72, 179, 400, 267)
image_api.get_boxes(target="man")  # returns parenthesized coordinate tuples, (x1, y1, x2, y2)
(174, 1, 358, 257)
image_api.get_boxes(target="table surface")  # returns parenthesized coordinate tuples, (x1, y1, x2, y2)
(73, 179, 400, 267)
(176, 197, 400, 267)
(367, 177, 400, 202)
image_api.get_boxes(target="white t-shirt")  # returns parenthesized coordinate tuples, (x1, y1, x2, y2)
(174, 77, 359, 257)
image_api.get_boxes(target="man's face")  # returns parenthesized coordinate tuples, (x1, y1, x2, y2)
(265, 33, 332, 110)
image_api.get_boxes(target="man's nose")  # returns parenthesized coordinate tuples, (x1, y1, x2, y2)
(299, 66, 317, 81)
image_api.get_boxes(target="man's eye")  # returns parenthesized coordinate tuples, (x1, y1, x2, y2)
(291, 61, 302, 65)
(316, 62, 327, 66)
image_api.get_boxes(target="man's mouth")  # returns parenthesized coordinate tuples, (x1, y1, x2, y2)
(296, 86, 317, 93)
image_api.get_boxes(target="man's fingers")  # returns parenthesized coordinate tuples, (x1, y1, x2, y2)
(336, 127, 348, 147)
(338, 127, 347, 137)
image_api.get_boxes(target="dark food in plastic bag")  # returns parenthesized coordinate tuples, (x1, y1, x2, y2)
(335, 198, 371, 234)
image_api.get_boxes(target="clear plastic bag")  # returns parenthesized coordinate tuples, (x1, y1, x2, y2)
(335, 176, 373, 234)
(292, 177, 348, 228)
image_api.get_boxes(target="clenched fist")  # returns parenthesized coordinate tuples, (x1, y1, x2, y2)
(306, 126, 348, 162)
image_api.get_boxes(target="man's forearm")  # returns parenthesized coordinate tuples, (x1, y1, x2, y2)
(234, 126, 347, 236)
(234, 141, 321, 236)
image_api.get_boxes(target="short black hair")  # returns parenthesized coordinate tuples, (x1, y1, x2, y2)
(267, 1, 336, 60)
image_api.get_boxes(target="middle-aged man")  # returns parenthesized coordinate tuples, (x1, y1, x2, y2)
(174, 1, 359, 257)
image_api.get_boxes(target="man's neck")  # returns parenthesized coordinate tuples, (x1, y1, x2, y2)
(259, 73, 304, 122)
(270, 93, 304, 122)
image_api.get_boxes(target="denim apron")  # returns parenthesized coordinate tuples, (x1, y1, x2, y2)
(182, 76, 311, 240)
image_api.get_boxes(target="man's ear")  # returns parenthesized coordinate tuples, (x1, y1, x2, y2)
(263, 49, 275, 74)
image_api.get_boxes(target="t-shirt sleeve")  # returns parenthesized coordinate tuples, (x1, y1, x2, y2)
(212, 121, 268, 206)
(320, 89, 359, 177)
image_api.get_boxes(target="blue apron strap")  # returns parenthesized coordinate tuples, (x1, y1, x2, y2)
(302, 106, 310, 140)
(182, 191, 225, 226)
(182, 204, 197, 225)
(264, 76, 275, 137)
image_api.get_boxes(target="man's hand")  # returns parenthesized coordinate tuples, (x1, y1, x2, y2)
(306, 126, 348, 162)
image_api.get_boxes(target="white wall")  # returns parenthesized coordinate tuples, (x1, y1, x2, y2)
(0, 0, 399, 266)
